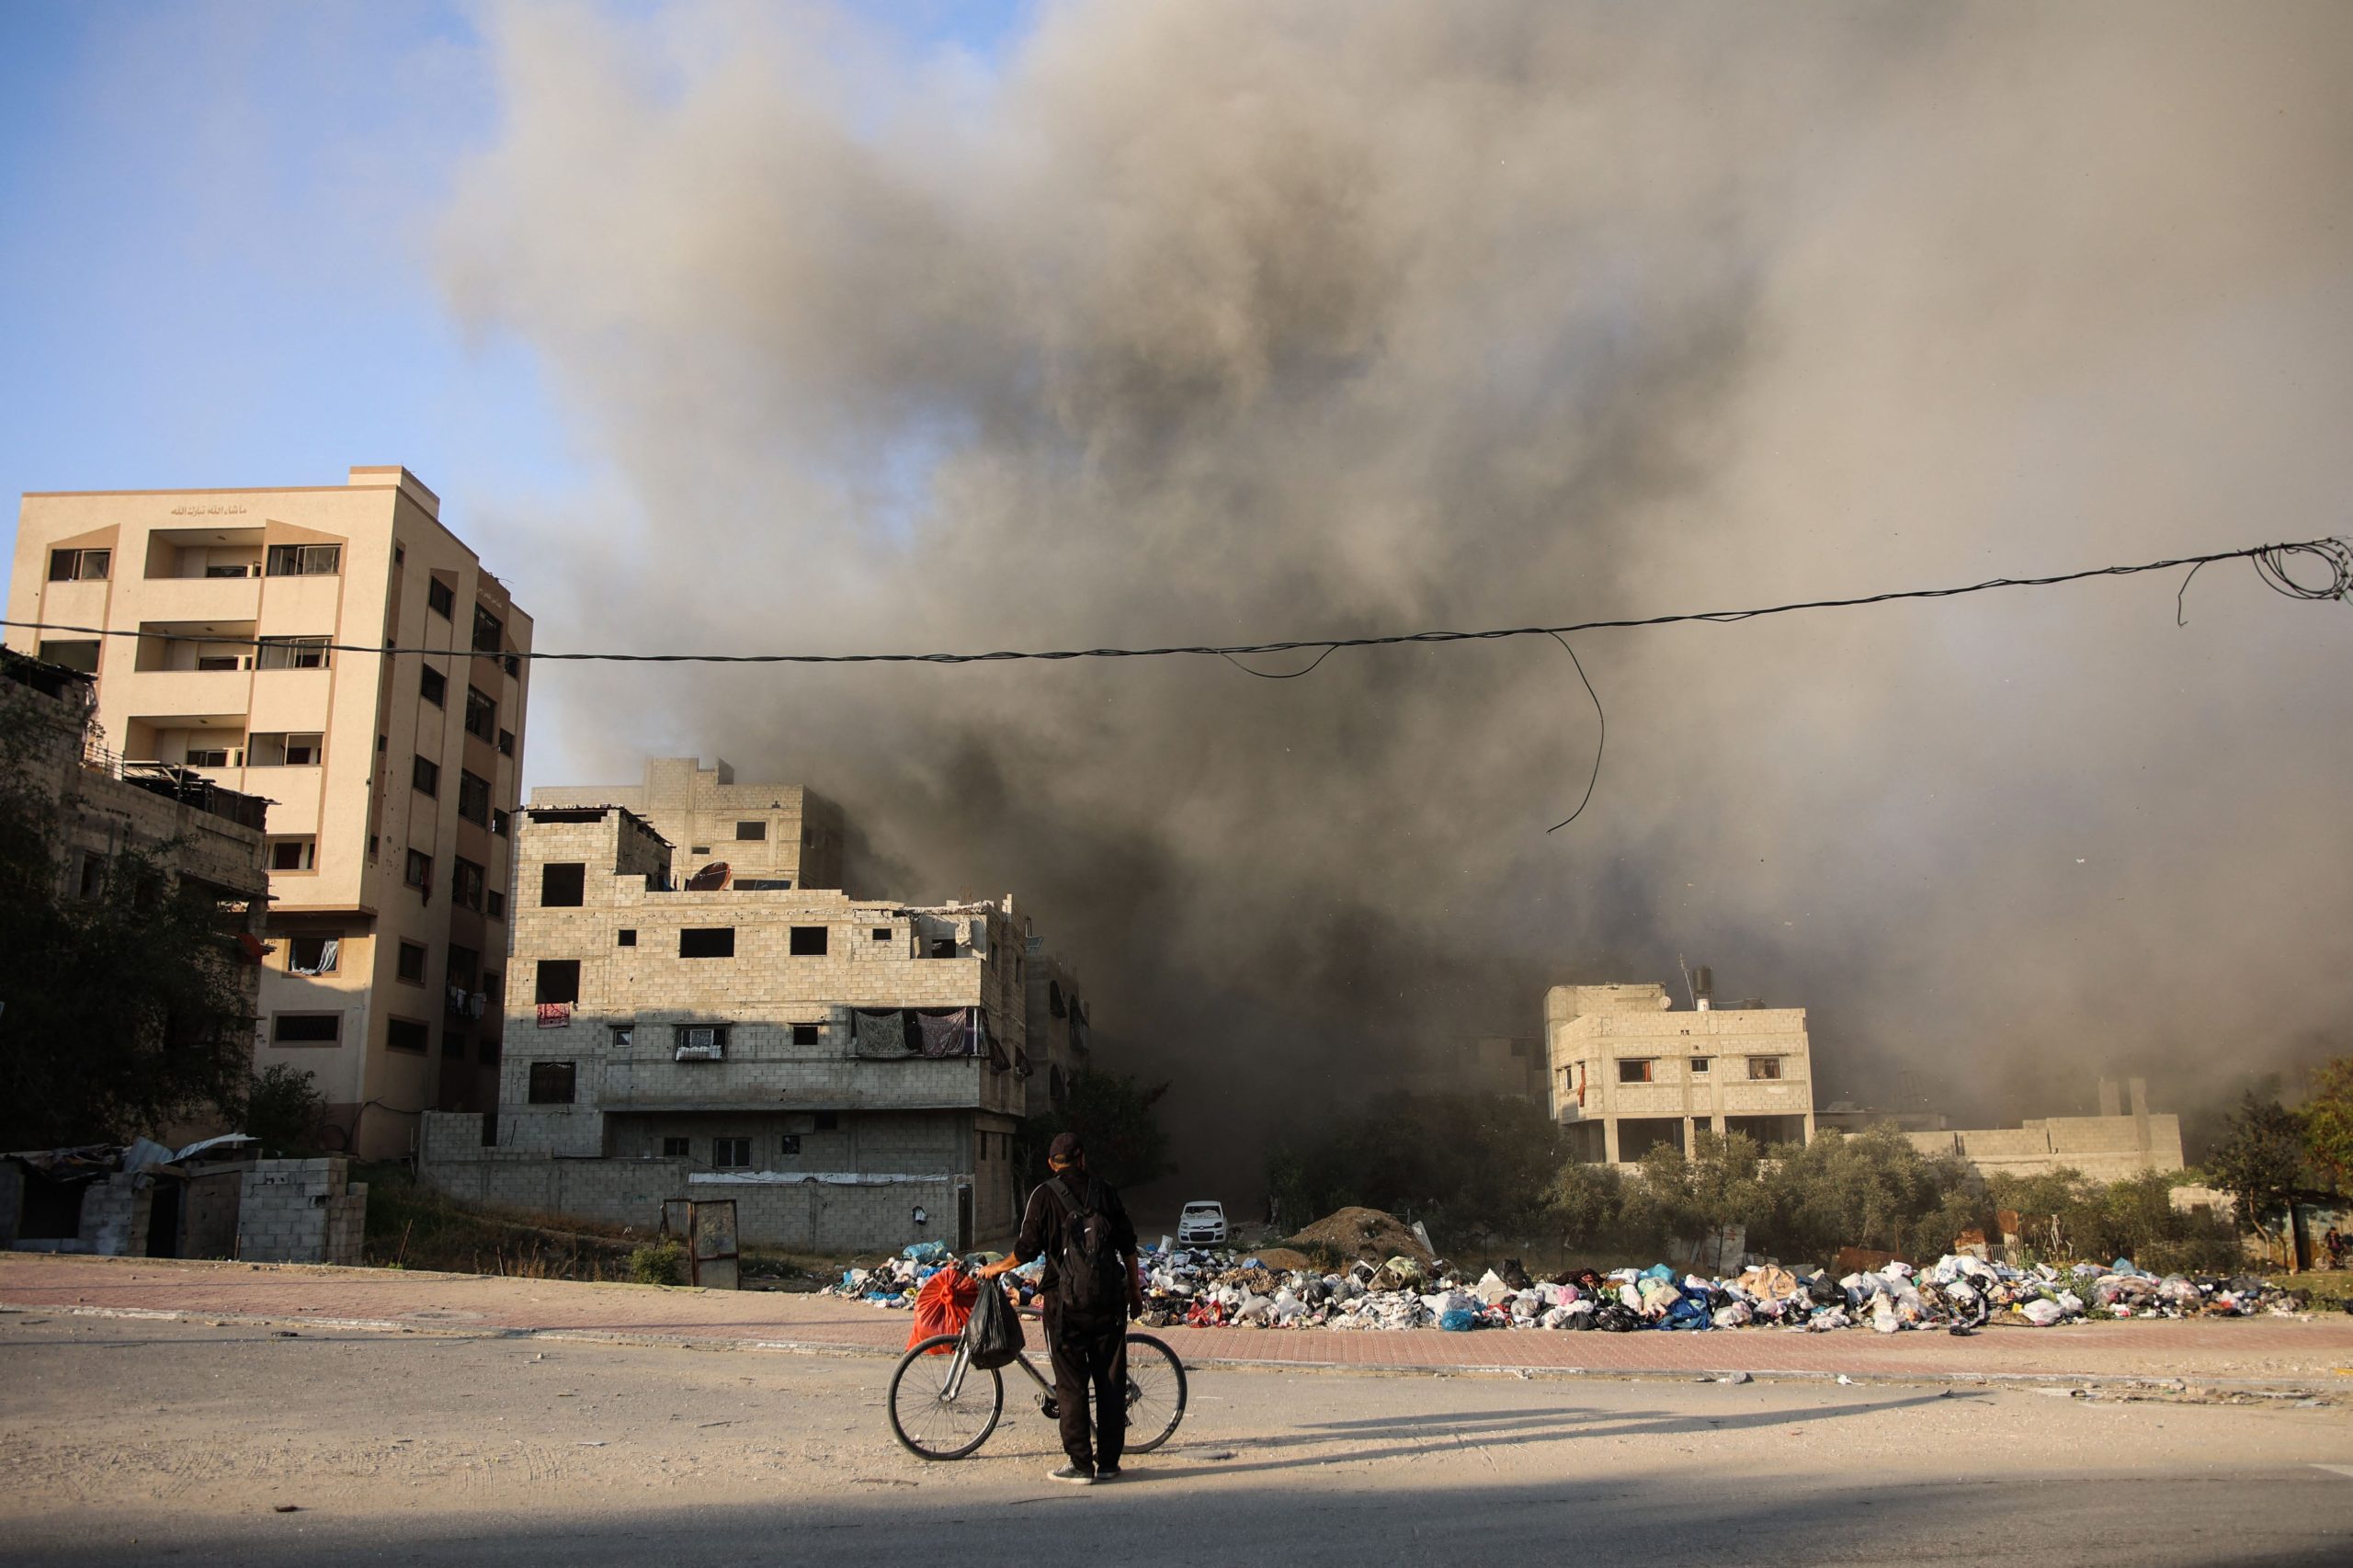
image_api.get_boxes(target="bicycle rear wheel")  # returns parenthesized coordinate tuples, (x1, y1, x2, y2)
(1121, 1334, 1187, 1453)
(889, 1335, 1004, 1460)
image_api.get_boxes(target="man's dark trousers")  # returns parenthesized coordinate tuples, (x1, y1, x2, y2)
(1043, 1301, 1127, 1471)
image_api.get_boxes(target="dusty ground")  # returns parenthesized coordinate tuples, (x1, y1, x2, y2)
(3, 1312, 2352, 1565)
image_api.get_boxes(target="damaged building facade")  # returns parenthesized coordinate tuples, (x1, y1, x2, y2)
(1547, 983, 1817, 1164)
(1904, 1076, 2186, 1181)
(418, 773, 1063, 1253)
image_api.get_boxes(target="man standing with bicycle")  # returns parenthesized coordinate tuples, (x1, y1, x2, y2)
(979, 1131, 1143, 1485)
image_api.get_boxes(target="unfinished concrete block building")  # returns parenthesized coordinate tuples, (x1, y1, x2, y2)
(420, 781, 1051, 1252)
(1546, 983, 1816, 1164)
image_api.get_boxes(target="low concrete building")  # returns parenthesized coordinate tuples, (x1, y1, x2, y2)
(529, 756, 842, 891)
(1905, 1077, 2185, 1180)
(419, 798, 1048, 1252)
(1547, 983, 1816, 1164)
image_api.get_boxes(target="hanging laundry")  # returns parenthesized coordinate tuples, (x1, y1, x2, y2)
(914, 1007, 972, 1058)
(853, 1008, 914, 1056)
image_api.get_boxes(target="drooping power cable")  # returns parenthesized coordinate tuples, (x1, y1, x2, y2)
(7, 536, 2346, 669)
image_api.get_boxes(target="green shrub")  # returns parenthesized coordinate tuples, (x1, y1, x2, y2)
(628, 1240, 685, 1287)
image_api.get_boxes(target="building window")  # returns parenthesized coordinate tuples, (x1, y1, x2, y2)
(412, 755, 439, 796)
(48, 547, 110, 581)
(184, 745, 238, 768)
(540, 862, 585, 907)
(457, 769, 492, 825)
(447, 943, 479, 992)
(420, 665, 447, 705)
(711, 1137, 751, 1170)
(927, 937, 957, 959)
(790, 926, 828, 957)
(675, 1025, 727, 1061)
(870, 926, 892, 942)
(286, 935, 339, 975)
(464, 686, 497, 741)
(497, 728, 516, 757)
(73, 850, 105, 899)
(617, 928, 637, 947)
(813, 1111, 838, 1131)
(486, 888, 506, 921)
(252, 732, 323, 767)
(39, 639, 100, 673)
(535, 960, 581, 1006)
(404, 848, 434, 895)
(492, 807, 510, 837)
(527, 1062, 577, 1104)
(451, 862, 486, 914)
(779, 1135, 801, 1157)
(1618, 1059, 1654, 1084)
(690, 845, 710, 857)
(393, 542, 405, 566)
(735, 820, 767, 841)
(256, 636, 330, 671)
(426, 577, 455, 618)
(265, 543, 340, 576)
(271, 1012, 340, 1045)
(1691, 1057, 1711, 1075)
(267, 836, 316, 872)
(383, 1017, 428, 1054)
(1747, 1057, 1784, 1081)
(791, 1023, 819, 1046)
(396, 940, 428, 983)
(472, 603, 505, 655)
(678, 926, 735, 959)
(479, 1036, 499, 1063)
(611, 1024, 634, 1051)
(195, 653, 240, 672)
(662, 1137, 690, 1158)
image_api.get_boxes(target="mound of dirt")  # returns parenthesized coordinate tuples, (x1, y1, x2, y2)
(1246, 1247, 1313, 1272)
(1289, 1207, 1432, 1265)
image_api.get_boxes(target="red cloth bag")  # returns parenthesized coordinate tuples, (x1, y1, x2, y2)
(909, 1267, 980, 1352)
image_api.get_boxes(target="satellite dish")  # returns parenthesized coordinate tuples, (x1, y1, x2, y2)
(683, 861, 732, 891)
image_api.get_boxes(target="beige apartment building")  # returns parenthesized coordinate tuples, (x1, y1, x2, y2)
(1547, 983, 1816, 1164)
(5, 466, 532, 1158)
(417, 796, 1045, 1251)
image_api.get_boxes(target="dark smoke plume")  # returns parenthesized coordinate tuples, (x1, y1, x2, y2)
(444, 0, 2353, 1190)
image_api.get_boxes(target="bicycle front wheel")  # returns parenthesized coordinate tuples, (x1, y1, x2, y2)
(1121, 1334, 1187, 1453)
(889, 1335, 1004, 1460)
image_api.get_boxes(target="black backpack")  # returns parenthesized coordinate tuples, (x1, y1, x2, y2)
(1052, 1176, 1129, 1314)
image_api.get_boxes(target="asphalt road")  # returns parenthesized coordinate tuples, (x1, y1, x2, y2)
(4, 1313, 2351, 1565)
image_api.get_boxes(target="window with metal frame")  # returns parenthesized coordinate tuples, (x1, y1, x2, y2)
(48, 548, 110, 581)
(265, 543, 340, 576)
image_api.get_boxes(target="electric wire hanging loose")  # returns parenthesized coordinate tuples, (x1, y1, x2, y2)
(1543, 631, 1605, 833)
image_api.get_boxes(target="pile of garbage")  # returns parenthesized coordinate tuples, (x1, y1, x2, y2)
(828, 1241, 1048, 1313)
(1128, 1250, 2309, 1334)
(827, 1237, 2310, 1335)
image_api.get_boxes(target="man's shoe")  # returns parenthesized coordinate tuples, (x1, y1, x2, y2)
(1048, 1464, 1095, 1485)
(1095, 1465, 1122, 1481)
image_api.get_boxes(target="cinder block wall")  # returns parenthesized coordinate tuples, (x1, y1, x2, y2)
(77, 1174, 150, 1256)
(237, 1157, 363, 1264)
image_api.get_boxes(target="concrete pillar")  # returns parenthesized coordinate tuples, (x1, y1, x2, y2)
(1602, 1118, 1621, 1165)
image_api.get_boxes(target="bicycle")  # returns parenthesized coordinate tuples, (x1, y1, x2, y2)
(887, 1283, 1188, 1461)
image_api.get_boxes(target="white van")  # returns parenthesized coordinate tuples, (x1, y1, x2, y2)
(1176, 1200, 1227, 1246)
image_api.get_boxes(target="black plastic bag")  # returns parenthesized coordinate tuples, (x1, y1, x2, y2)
(964, 1278, 1026, 1369)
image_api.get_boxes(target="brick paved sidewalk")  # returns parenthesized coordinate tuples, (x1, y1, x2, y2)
(6, 1253, 2350, 1386)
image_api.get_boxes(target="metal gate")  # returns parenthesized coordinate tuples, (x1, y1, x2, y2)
(659, 1198, 740, 1289)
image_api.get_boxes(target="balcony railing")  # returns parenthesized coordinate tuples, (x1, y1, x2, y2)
(81, 737, 272, 832)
